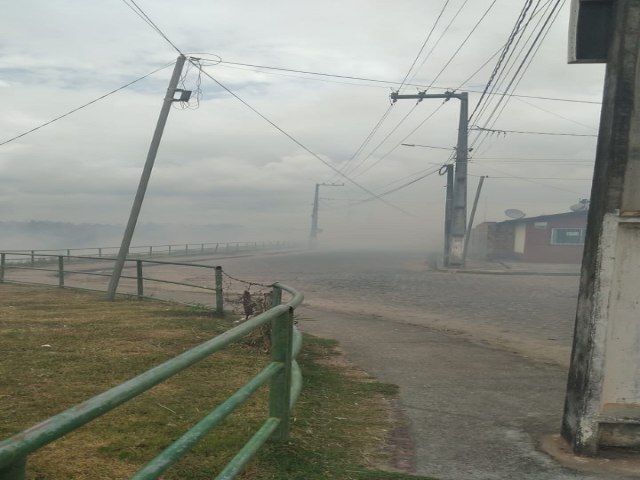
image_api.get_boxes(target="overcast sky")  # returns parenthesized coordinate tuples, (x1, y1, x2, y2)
(0, 0, 606, 248)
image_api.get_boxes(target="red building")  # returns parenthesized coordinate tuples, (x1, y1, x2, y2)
(470, 211, 588, 263)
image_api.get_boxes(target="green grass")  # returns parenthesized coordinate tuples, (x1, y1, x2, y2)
(0, 284, 434, 479)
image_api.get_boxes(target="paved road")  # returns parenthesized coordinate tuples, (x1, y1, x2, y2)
(208, 250, 580, 365)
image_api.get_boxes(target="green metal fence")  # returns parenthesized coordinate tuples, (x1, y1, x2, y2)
(0, 252, 265, 316)
(2, 240, 292, 262)
(0, 282, 304, 480)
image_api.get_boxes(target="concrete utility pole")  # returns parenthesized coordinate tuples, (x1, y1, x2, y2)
(443, 164, 454, 266)
(106, 55, 188, 300)
(391, 91, 469, 266)
(562, 0, 640, 455)
(463, 175, 486, 262)
(309, 183, 343, 248)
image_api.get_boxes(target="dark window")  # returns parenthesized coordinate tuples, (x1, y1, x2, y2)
(551, 228, 586, 245)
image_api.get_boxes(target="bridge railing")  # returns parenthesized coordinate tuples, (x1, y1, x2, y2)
(0, 274, 303, 479)
(1, 240, 292, 264)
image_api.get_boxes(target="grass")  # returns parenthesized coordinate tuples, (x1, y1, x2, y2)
(0, 284, 434, 479)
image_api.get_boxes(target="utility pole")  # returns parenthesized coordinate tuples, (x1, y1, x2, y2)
(443, 164, 454, 266)
(463, 175, 485, 263)
(309, 183, 343, 248)
(391, 91, 469, 266)
(106, 55, 189, 300)
(562, 0, 640, 455)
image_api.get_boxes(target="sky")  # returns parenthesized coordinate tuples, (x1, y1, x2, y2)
(0, 0, 606, 249)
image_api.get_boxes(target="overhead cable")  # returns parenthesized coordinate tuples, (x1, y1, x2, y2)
(0, 62, 175, 147)
(397, 0, 451, 92)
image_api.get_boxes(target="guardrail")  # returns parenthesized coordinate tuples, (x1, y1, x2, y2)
(2, 240, 292, 264)
(0, 271, 304, 478)
(1, 252, 229, 314)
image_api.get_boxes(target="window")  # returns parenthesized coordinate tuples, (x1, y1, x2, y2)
(551, 228, 586, 245)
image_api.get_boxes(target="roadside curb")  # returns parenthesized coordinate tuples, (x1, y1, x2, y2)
(431, 261, 580, 276)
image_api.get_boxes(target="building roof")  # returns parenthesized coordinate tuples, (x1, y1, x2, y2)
(497, 210, 588, 225)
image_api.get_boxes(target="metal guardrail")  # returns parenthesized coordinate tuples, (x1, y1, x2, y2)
(0, 252, 251, 314)
(0, 274, 304, 479)
(2, 240, 291, 264)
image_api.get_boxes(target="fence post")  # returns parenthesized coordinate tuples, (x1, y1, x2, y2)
(214, 266, 224, 316)
(201, 243, 204, 253)
(0, 456, 27, 480)
(136, 260, 143, 298)
(269, 284, 293, 441)
(149, 246, 153, 257)
(168, 245, 172, 255)
(30, 250, 35, 266)
(98, 248, 102, 257)
(58, 256, 64, 288)
(66, 249, 71, 259)
(0, 253, 5, 283)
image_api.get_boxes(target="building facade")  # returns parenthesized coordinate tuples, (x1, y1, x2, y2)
(470, 211, 588, 263)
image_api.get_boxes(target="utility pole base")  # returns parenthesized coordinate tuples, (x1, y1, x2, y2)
(447, 238, 465, 267)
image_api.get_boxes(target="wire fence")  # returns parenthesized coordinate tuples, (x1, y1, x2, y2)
(0, 251, 283, 318)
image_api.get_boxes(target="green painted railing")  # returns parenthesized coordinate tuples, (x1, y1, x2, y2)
(1, 251, 228, 314)
(0, 282, 304, 480)
(3, 240, 292, 262)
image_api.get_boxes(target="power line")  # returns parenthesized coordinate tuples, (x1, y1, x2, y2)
(468, 0, 535, 123)
(470, 173, 591, 180)
(470, 163, 586, 194)
(511, 96, 597, 131)
(422, 0, 498, 93)
(471, 0, 566, 153)
(471, 126, 598, 137)
(193, 61, 417, 218)
(121, 0, 183, 55)
(0, 62, 175, 147)
(402, 143, 454, 150)
(470, 0, 552, 128)
(398, 0, 451, 91)
(349, 104, 420, 178)
(355, 166, 443, 204)
(337, 103, 395, 179)
(407, 0, 471, 85)
(214, 59, 601, 105)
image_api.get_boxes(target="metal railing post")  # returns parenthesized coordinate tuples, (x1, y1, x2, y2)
(66, 249, 70, 259)
(185, 244, 189, 255)
(215, 243, 219, 253)
(0, 253, 5, 283)
(58, 256, 64, 288)
(98, 248, 102, 258)
(0, 456, 26, 480)
(215, 266, 224, 316)
(269, 285, 293, 441)
(149, 246, 153, 257)
(271, 285, 282, 307)
(30, 251, 34, 267)
(201, 243, 204, 253)
(136, 260, 144, 298)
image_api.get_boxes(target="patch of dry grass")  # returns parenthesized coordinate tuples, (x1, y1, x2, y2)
(0, 284, 432, 480)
